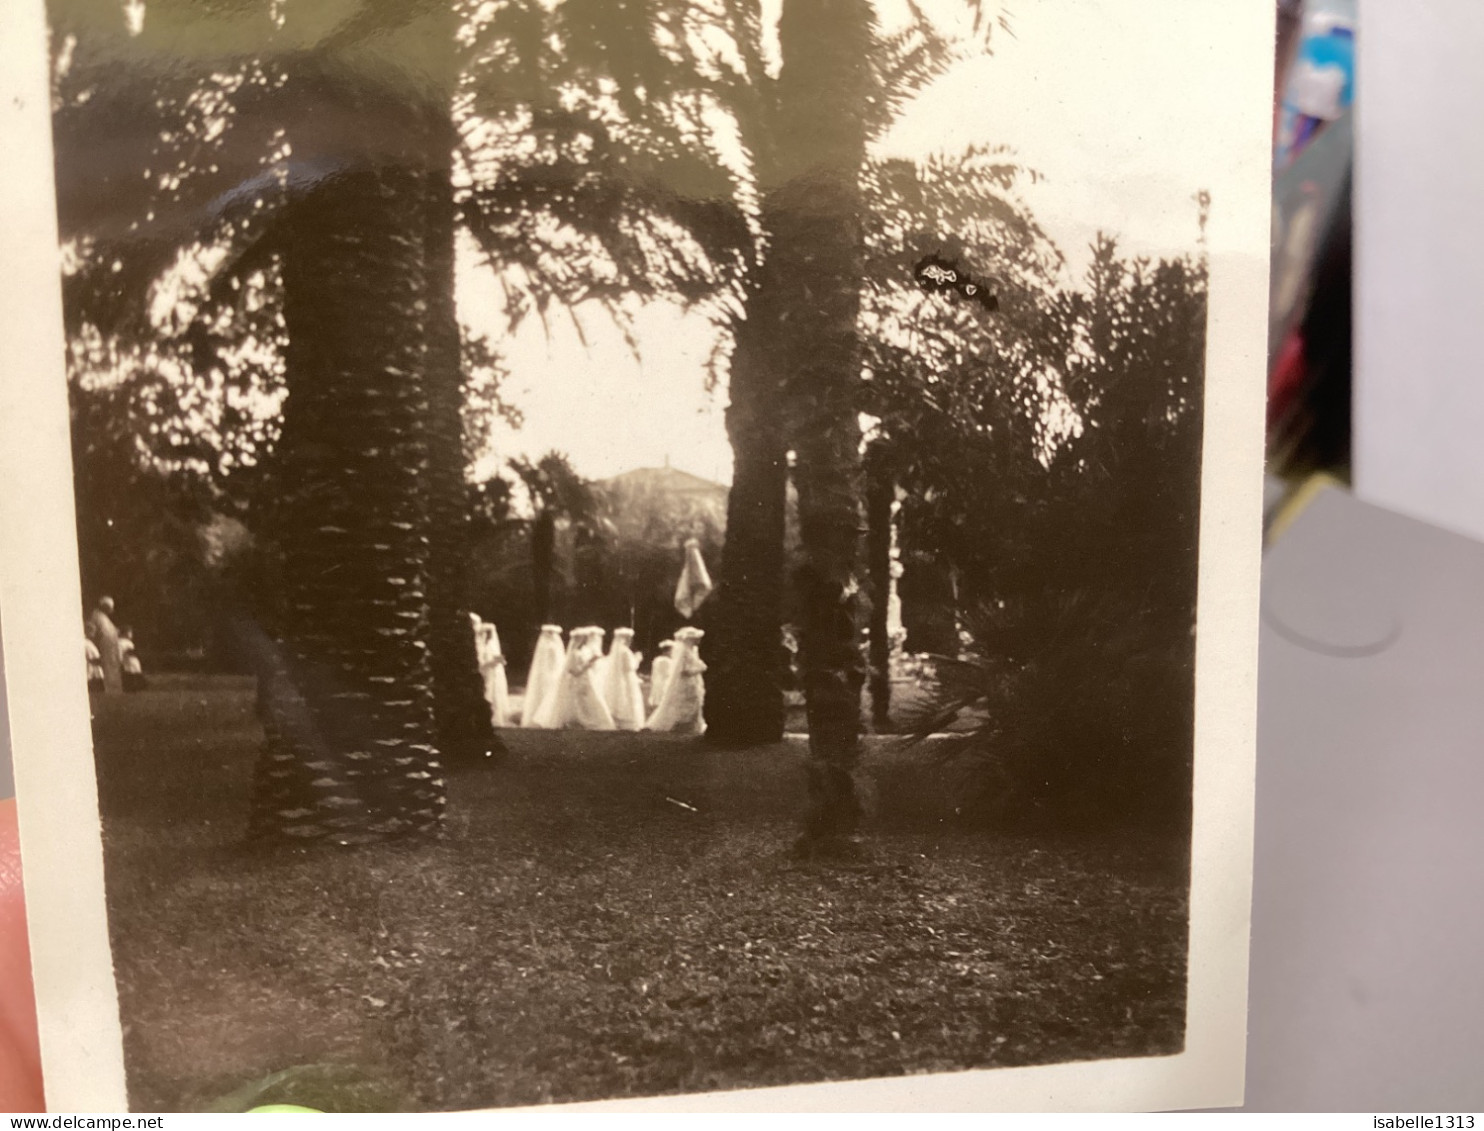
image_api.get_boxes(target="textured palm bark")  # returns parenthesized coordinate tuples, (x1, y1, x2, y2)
(864, 442, 894, 732)
(424, 121, 502, 764)
(704, 272, 788, 748)
(774, 0, 877, 847)
(249, 102, 445, 844)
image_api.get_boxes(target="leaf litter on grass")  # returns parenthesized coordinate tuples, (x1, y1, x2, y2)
(94, 678, 1189, 1111)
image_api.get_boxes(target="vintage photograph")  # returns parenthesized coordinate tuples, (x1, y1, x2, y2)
(23, 0, 1261, 1113)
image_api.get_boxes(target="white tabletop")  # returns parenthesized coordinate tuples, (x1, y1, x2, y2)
(1244, 483, 1484, 1109)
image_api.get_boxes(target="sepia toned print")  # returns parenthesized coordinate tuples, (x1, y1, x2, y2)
(7, 0, 1268, 1113)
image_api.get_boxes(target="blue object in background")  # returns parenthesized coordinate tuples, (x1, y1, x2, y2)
(1276, 0, 1355, 170)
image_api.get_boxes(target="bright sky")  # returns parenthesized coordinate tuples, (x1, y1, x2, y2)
(461, 0, 1221, 487)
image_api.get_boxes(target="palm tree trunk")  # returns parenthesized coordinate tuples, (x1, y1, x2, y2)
(252, 167, 444, 844)
(249, 77, 444, 845)
(774, 0, 878, 848)
(424, 112, 502, 764)
(704, 283, 788, 748)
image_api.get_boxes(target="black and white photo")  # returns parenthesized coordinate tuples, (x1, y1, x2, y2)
(0, 0, 1270, 1113)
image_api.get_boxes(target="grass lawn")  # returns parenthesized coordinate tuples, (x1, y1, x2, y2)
(92, 674, 1190, 1112)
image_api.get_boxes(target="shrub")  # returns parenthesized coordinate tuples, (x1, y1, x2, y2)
(901, 591, 1194, 834)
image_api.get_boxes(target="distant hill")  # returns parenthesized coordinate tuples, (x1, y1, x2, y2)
(599, 464, 729, 507)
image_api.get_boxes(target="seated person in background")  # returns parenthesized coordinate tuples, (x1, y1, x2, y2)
(118, 627, 147, 692)
(85, 635, 104, 694)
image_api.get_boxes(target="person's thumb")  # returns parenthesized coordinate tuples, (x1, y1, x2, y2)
(0, 799, 45, 1112)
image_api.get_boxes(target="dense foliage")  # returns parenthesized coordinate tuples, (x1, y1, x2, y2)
(892, 232, 1209, 832)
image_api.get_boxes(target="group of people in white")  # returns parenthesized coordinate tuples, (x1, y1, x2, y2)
(77, 536, 714, 735)
(470, 616, 707, 735)
(84, 595, 146, 694)
(468, 536, 712, 734)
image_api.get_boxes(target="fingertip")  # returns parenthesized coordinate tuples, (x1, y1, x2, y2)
(0, 797, 45, 1113)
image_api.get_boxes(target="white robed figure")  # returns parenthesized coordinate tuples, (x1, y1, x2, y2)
(591, 627, 611, 693)
(473, 617, 511, 727)
(645, 627, 706, 734)
(602, 628, 646, 730)
(647, 640, 675, 711)
(577, 626, 614, 721)
(536, 627, 615, 730)
(521, 624, 566, 727)
(531, 629, 583, 729)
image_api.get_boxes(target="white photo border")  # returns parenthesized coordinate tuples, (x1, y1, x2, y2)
(0, 0, 1268, 1112)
